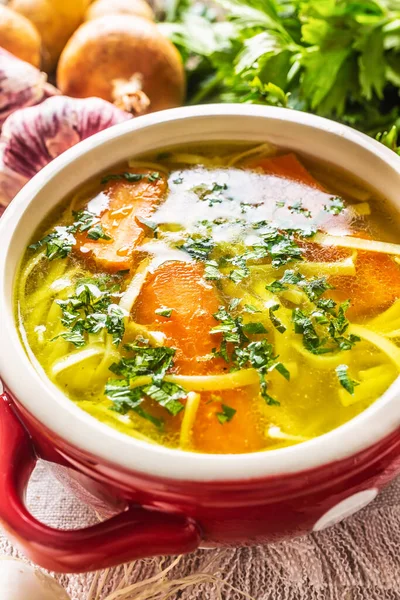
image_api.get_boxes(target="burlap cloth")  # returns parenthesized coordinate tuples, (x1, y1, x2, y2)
(0, 461, 399, 599)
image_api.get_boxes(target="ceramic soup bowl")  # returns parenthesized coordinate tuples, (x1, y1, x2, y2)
(0, 105, 400, 573)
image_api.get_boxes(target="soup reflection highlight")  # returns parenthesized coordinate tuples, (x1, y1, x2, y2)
(16, 143, 400, 454)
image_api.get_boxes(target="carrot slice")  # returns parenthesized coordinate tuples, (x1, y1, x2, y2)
(74, 170, 167, 272)
(192, 388, 265, 454)
(331, 251, 400, 318)
(248, 153, 325, 190)
(250, 153, 354, 235)
(134, 261, 222, 373)
(134, 260, 266, 453)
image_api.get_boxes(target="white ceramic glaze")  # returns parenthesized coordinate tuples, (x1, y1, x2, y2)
(0, 105, 399, 482)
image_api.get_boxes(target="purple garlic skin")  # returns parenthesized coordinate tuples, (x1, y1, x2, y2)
(0, 48, 59, 129)
(0, 95, 131, 209)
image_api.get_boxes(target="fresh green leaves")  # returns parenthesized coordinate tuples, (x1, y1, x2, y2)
(101, 172, 161, 184)
(216, 403, 237, 424)
(29, 227, 76, 261)
(106, 343, 187, 424)
(29, 209, 112, 261)
(164, 0, 400, 142)
(180, 236, 214, 261)
(211, 305, 289, 404)
(191, 181, 231, 206)
(155, 307, 173, 318)
(324, 197, 345, 215)
(110, 345, 175, 382)
(336, 364, 359, 395)
(55, 277, 126, 347)
(269, 304, 286, 333)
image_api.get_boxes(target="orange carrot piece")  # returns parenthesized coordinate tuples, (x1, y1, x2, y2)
(248, 153, 324, 190)
(192, 388, 265, 454)
(331, 251, 400, 318)
(134, 260, 266, 453)
(134, 261, 222, 373)
(75, 170, 167, 272)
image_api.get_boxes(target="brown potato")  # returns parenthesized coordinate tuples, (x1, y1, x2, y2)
(57, 15, 185, 113)
(0, 5, 41, 67)
(85, 0, 154, 21)
(9, 0, 90, 72)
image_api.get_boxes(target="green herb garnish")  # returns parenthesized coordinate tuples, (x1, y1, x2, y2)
(336, 364, 359, 395)
(204, 260, 223, 281)
(54, 277, 126, 347)
(242, 322, 268, 335)
(324, 197, 345, 215)
(101, 172, 161, 185)
(155, 307, 173, 318)
(216, 404, 237, 424)
(29, 210, 113, 260)
(105, 343, 187, 423)
(180, 236, 214, 261)
(269, 304, 286, 334)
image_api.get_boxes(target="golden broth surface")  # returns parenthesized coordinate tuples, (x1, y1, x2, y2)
(16, 142, 400, 454)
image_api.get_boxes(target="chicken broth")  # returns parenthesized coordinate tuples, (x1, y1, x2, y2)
(16, 142, 400, 454)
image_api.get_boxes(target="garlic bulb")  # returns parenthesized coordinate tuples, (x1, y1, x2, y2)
(0, 48, 59, 129)
(0, 558, 70, 600)
(0, 95, 131, 210)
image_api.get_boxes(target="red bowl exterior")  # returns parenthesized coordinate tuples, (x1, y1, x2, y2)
(4, 390, 400, 571)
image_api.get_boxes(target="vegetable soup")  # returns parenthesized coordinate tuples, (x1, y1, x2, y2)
(16, 143, 400, 454)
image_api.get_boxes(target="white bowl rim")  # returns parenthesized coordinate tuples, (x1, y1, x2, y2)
(1, 103, 400, 483)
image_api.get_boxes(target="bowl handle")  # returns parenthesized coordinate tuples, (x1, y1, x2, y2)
(0, 392, 201, 573)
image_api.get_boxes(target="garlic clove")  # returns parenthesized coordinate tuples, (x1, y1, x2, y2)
(0, 558, 70, 600)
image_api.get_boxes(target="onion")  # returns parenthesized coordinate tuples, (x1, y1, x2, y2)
(0, 48, 59, 129)
(0, 558, 70, 600)
(85, 0, 155, 21)
(9, 0, 90, 72)
(57, 15, 185, 114)
(0, 5, 42, 67)
(0, 95, 131, 210)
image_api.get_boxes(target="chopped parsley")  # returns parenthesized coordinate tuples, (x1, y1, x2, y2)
(229, 298, 241, 311)
(173, 176, 184, 184)
(288, 201, 312, 219)
(336, 364, 359, 395)
(180, 236, 214, 261)
(204, 260, 223, 281)
(29, 209, 112, 261)
(101, 172, 161, 184)
(211, 305, 289, 405)
(324, 197, 345, 215)
(105, 343, 187, 424)
(136, 217, 158, 237)
(191, 182, 231, 207)
(155, 307, 173, 318)
(29, 227, 76, 261)
(242, 322, 268, 335)
(216, 404, 236, 424)
(244, 304, 261, 314)
(269, 304, 286, 334)
(54, 277, 126, 347)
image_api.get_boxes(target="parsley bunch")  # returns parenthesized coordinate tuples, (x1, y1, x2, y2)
(163, 0, 400, 150)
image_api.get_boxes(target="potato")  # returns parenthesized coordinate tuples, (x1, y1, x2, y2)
(0, 5, 41, 67)
(57, 15, 185, 113)
(85, 0, 154, 21)
(9, 0, 90, 72)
